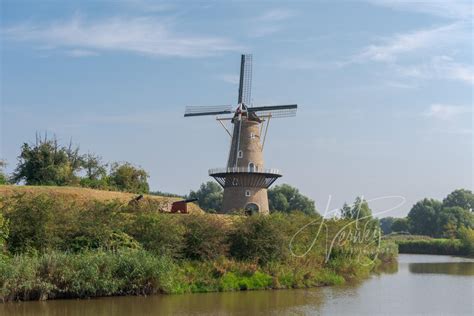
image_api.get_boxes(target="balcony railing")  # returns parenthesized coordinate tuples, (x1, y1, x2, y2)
(208, 167, 281, 176)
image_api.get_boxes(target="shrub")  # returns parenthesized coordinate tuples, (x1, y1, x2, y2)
(181, 215, 229, 260)
(0, 249, 181, 301)
(2, 194, 57, 253)
(124, 213, 185, 258)
(229, 214, 286, 264)
(396, 239, 463, 255)
(459, 227, 474, 257)
(0, 213, 8, 254)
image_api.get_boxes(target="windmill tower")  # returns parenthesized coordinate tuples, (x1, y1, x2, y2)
(184, 54, 297, 214)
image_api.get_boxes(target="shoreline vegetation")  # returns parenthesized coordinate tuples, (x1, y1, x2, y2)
(0, 187, 397, 302)
(384, 234, 473, 257)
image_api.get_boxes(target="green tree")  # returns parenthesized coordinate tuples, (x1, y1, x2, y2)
(80, 153, 108, 189)
(109, 162, 149, 194)
(391, 218, 409, 233)
(268, 184, 316, 215)
(442, 189, 474, 211)
(0, 160, 8, 184)
(82, 153, 107, 181)
(188, 181, 223, 212)
(380, 217, 395, 235)
(12, 135, 82, 186)
(340, 197, 372, 220)
(407, 198, 442, 236)
(438, 206, 474, 238)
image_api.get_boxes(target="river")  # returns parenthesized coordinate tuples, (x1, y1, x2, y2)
(2, 254, 473, 315)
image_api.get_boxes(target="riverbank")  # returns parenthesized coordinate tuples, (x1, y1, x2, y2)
(384, 234, 474, 257)
(0, 247, 397, 302)
(2, 255, 472, 315)
(0, 193, 397, 302)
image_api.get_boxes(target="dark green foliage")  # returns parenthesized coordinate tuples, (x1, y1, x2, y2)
(458, 227, 474, 257)
(0, 213, 8, 254)
(391, 218, 409, 233)
(0, 160, 8, 185)
(380, 217, 395, 235)
(82, 153, 107, 181)
(1, 194, 140, 254)
(405, 192, 474, 238)
(268, 184, 316, 215)
(442, 189, 474, 211)
(181, 215, 229, 260)
(0, 249, 179, 301)
(229, 214, 286, 264)
(108, 162, 150, 194)
(0, 193, 397, 302)
(9, 134, 152, 193)
(340, 197, 372, 220)
(396, 239, 464, 256)
(124, 213, 184, 258)
(68, 201, 140, 251)
(386, 233, 472, 257)
(188, 181, 223, 212)
(3, 194, 57, 253)
(438, 206, 474, 238)
(407, 198, 442, 236)
(12, 136, 82, 186)
(79, 153, 108, 189)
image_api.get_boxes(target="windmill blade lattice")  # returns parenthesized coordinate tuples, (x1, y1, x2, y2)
(238, 54, 252, 106)
(184, 105, 233, 117)
(249, 104, 297, 118)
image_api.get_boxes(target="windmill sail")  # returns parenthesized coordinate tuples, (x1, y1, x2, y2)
(249, 104, 297, 118)
(184, 105, 233, 117)
(238, 54, 252, 106)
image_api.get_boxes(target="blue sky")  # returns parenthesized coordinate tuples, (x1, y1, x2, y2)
(1, 0, 472, 217)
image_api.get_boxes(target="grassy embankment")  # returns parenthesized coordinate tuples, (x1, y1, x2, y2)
(384, 234, 474, 257)
(0, 185, 397, 302)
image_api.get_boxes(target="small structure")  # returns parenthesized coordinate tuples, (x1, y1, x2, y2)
(170, 198, 198, 214)
(184, 54, 297, 214)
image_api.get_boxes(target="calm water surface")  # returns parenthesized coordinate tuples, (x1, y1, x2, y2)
(2, 254, 473, 315)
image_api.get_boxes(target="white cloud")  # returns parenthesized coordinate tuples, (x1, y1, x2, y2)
(367, 0, 473, 20)
(357, 23, 465, 62)
(423, 104, 472, 120)
(352, 20, 472, 85)
(395, 56, 474, 84)
(2, 16, 243, 58)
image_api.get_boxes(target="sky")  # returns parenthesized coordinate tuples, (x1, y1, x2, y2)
(1, 0, 472, 217)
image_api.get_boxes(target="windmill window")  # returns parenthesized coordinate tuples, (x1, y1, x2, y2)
(248, 162, 255, 172)
(250, 133, 255, 139)
(238, 150, 243, 158)
(245, 190, 251, 197)
(232, 178, 238, 185)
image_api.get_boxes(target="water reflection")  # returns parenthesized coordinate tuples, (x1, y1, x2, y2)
(373, 260, 398, 275)
(409, 262, 474, 276)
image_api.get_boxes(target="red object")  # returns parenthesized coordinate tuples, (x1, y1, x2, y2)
(171, 201, 188, 213)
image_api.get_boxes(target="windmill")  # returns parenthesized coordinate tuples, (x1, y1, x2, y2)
(184, 54, 297, 214)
